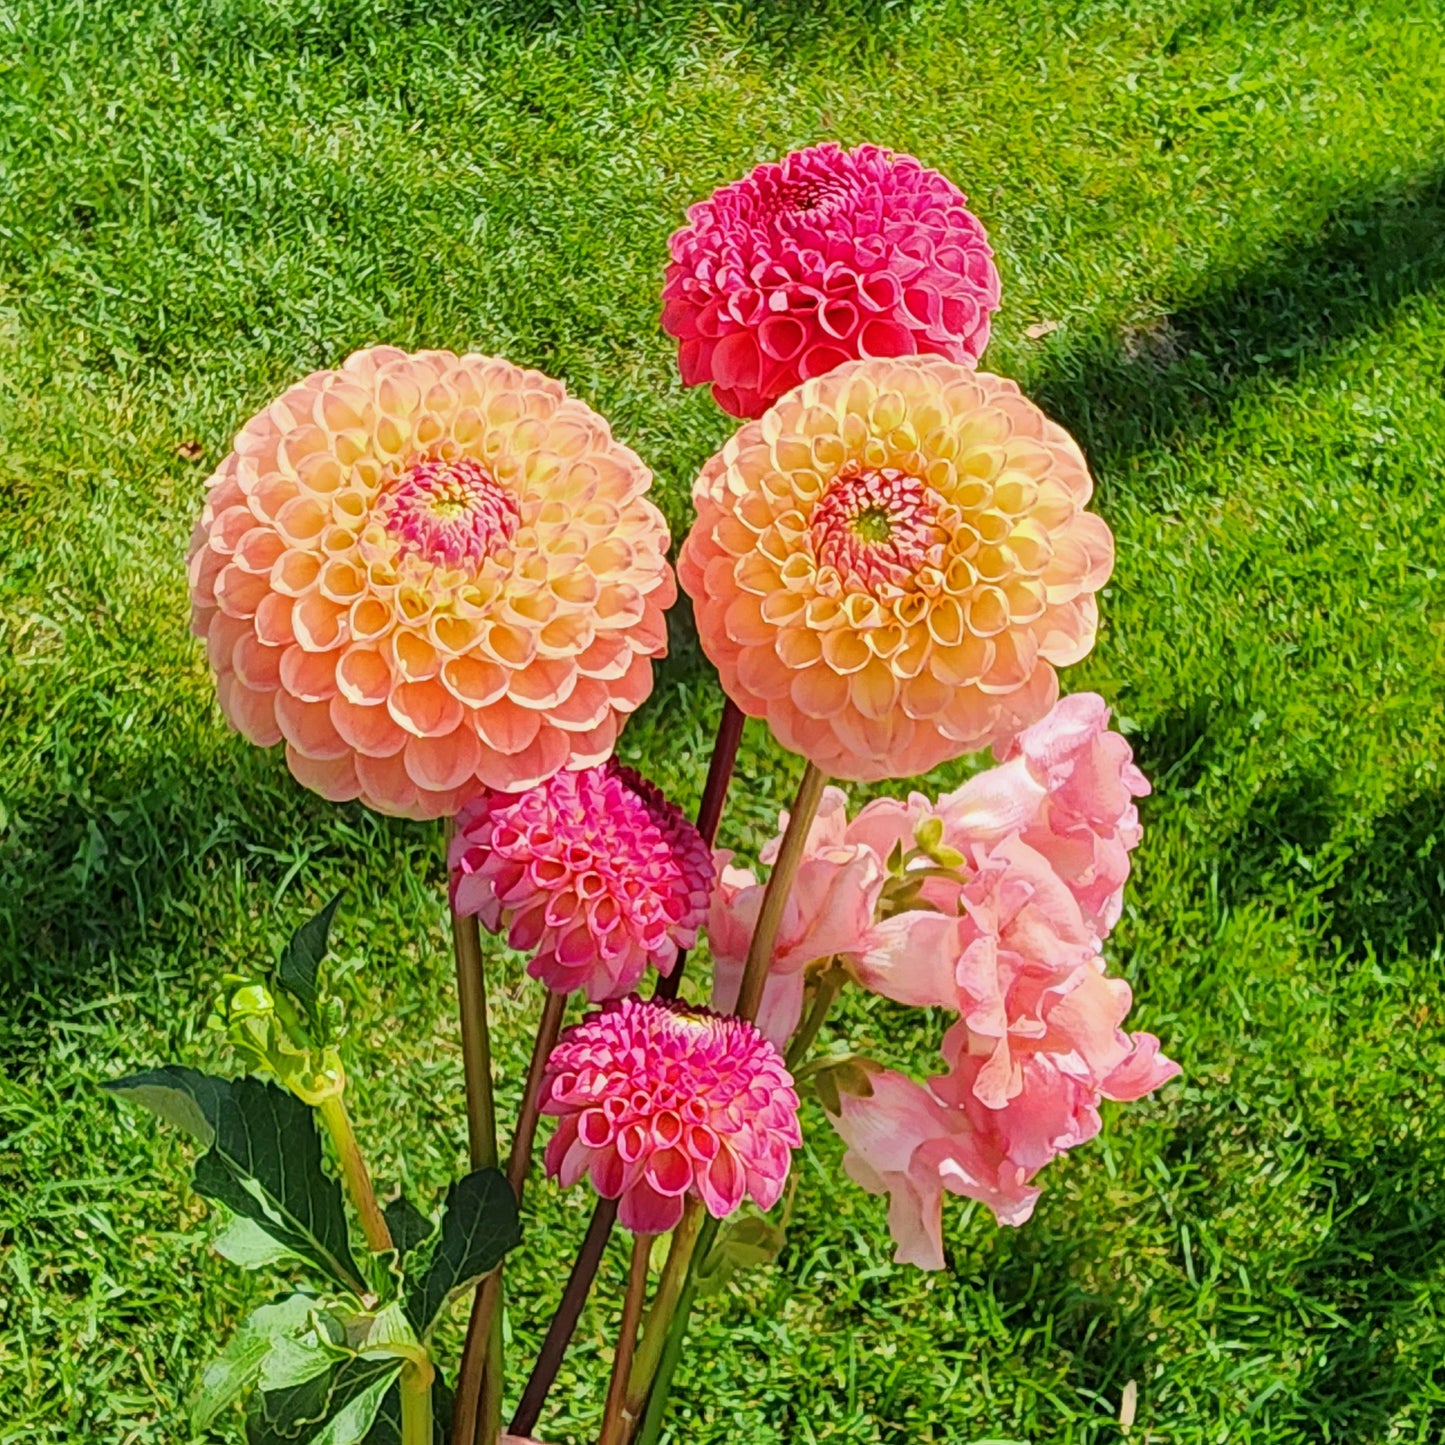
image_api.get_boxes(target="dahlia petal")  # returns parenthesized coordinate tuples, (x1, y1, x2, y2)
(275, 691, 350, 761)
(284, 746, 362, 803)
(353, 751, 422, 816)
(222, 677, 284, 748)
(619, 1179, 686, 1235)
(404, 728, 482, 793)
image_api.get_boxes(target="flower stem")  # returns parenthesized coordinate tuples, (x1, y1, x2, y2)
(400, 1358, 436, 1445)
(734, 763, 828, 1023)
(448, 853, 503, 1445)
(507, 989, 567, 1199)
(597, 1235, 653, 1445)
(637, 956, 841, 1445)
(621, 1198, 705, 1424)
(316, 1093, 393, 1255)
(632, 1213, 718, 1445)
(785, 969, 845, 1072)
(510, 1198, 619, 1436)
(507, 701, 745, 1437)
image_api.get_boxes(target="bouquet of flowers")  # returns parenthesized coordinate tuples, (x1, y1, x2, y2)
(109, 142, 1177, 1445)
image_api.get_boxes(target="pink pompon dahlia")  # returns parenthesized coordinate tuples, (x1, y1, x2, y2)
(449, 761, 714, 1002)
(187, 346, 675, 819)
(679, 357, 1112, 782)
(663, 142, 1000, 418)
(542, 997, 802, 1234)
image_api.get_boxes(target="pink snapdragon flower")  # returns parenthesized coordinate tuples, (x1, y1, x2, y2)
(708, 787, 885, 1047)
(846, 692, 1149, 940)
(663, 143, 1000, 418)
(832, 1007, 1178, 1270)
(449, 761, 714, 1002)
(830, 1067, 1039, 1269)
(542, 997, 802, 1234)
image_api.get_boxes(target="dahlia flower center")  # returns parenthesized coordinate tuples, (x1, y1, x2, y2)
(812, 467, 945, 590)
(377, 457, 520, 568)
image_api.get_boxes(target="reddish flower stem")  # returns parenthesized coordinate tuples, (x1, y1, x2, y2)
(597, 1235, 653, 1445)
(508, 989, 568, 1200)
(508, 699, 745, 1438)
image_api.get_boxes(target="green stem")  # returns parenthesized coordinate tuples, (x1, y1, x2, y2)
(447, 853, 502, 1445)
(785, 966, 845, 1072)
(400, 1359, 435, 1445)
(636, 956, 843, 1445)
(621, 1199, 705, 1422)
(734, 764, 828, 1023)
(316, 1093, 393, 1255)
(632, 1214, 718, 1445)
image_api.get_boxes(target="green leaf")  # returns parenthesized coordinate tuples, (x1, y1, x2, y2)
(191, 1294, 316, 1433)
(214, 1215, 299, 1270)
(109, 1065, 364, 1294)
(696, 1212, 786, 1296)
(383, 1196, 434, 1262)
(104, 1065, 229, 1143)
(278, 891, 343, 1034)
(258, 1329, 346, 1393)
(251, 1355, 399, 1445)
(404, 1169, 520, 1336)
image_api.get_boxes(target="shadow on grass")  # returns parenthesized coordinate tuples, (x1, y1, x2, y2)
(0, 737, 435, 1066)
(192, 0, 921, 66)
(1028, 164, 1445, 501)
(1292, 1137, 1445, 1441)
(1200, 773, 1445, 965)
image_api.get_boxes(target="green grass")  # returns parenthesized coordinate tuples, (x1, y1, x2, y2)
(3, 1, 1445, 1441)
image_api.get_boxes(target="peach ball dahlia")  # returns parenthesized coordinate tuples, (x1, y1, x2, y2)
(187, 347, 675, 818)
(678, 356, 1113, 782)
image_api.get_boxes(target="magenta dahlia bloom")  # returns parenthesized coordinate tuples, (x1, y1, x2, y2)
(542, 997, 802, 1233)
(449, 761, 714, 1002)
(662, 142, 1001, 418)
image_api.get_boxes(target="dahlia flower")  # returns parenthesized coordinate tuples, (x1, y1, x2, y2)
(542, 997, 802, 1234)
(449, 761, 714, 1002)
(678, 357, 1112, 782)
(663, 142, 1000, 418)
(188, 346, 675, 818)
(830, 1066, 1038, 1269)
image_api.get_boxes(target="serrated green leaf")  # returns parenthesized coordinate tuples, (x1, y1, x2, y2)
(104, 1065, 229, 1144)
(278, 891, 342, 1034)
(382, 1196, 433, 1262)
(214, 1215, 298, 1270)
(190, 1294, 316, 1433)
(111, 1066, 364, 1293)
(259, 1329, 345, 1392)
(251, 1355, 399, 1444)
(404, 1169, 519, 1336)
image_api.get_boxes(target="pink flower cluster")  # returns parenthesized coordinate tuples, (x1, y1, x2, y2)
(663, 142, 1000, 418)
(450, 760, 714, 1002)
(542, 997, 802, 1234)
(708, 693, 1177, 1267)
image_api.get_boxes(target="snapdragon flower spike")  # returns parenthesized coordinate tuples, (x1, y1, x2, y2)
(449, 761, 714, 1003)
(542, 997, 802, 1234)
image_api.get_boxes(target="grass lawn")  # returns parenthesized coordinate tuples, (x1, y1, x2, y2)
(3, 0, 1445, 1441)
